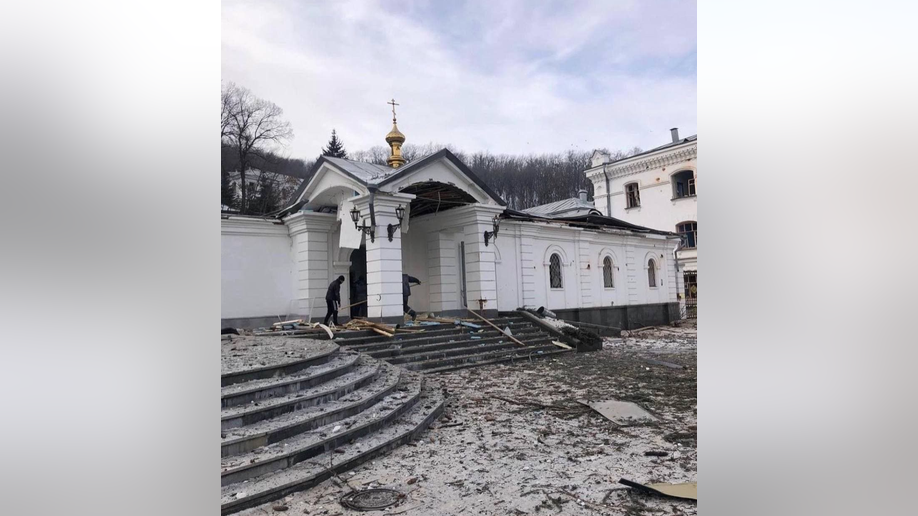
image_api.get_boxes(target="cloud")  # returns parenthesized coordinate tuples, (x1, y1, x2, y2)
(222, 0, 696, 158)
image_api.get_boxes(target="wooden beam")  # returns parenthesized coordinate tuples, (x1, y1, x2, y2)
(467, 309, 527, 347)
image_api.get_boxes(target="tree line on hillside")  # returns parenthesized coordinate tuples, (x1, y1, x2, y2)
(221, 83, 641, 215)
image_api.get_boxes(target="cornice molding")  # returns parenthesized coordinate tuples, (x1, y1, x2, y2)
(608, 144, 697, 179)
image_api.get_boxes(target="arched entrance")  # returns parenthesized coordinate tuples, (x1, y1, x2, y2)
(348, 246, 367, 318)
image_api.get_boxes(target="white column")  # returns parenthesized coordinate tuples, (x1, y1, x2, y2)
(285, 212, 336, 319)
(352, 192, 414, 319)
(518, 224, 538, 307)
(625, 240, 639, 305)
(427, 231, 458, 312)
(453, 205, 504, 315)
(576, 234, 594, 308)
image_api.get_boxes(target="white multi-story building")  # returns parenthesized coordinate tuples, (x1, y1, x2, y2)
(584, 129, 697, 311)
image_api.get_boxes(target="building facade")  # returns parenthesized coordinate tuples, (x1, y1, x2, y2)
(222, 115, 683, 328)
(584, 129, 697, 314)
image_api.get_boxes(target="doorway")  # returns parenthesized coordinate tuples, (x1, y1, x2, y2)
(348, 246, 367, 318)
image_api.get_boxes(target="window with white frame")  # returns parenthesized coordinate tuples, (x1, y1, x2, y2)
(672, 170, 696, 199)
(648, 259, 657, 287)
(677, 221, 697, 248)
(626, 182, 641, 208)
(602, 256, 614, 288)
(549, 253, 563, 289)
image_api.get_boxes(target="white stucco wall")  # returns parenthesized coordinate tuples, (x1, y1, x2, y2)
(221, 217, 294, 320)
(586, 139, 697, 271)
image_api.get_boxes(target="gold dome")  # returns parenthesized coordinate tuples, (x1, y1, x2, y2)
(385, 98, 406, 168)
(386, 122, 405, 144)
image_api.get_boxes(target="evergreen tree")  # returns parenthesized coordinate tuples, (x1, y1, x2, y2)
(321, 129, 348, 158)
(221, 169, 237, 211)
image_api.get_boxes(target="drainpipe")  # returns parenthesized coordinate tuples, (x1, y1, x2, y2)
(673, 236, 683, 305)
(367, 183, 378, 228)
(601, 164, 612, 216)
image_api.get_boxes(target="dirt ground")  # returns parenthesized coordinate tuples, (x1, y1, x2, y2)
(243, 323, 697, 516)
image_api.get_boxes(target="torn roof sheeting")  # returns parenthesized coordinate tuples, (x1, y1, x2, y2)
(522, 197, 602, 218)
(503, 208, 678, 237)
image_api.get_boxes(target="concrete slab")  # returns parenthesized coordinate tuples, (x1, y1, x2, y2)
(578, 398, 656, 424)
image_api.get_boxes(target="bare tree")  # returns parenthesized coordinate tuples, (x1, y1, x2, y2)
(221, 82, 293, 213)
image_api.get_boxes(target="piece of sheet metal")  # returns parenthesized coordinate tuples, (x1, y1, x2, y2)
(578, 399, 656, 424)
(619, 479, 697, 500)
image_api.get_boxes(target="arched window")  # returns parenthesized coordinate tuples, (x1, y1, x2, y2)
(672, 170, 696, 199)
(602, 256, 614, 288)
(648, 259, 657, 288)
(549, 253, 563, 289)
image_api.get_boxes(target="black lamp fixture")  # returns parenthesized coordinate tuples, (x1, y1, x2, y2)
(483, 214, 501, 247)
(349, 206, 375, 243)
(387, 204, 405, 242)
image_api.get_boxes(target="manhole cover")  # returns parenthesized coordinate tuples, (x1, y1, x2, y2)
(340, 488, 403, 511)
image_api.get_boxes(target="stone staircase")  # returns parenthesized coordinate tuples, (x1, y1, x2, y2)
(332, 313, 572, 373)
(220, 342, 444, 515)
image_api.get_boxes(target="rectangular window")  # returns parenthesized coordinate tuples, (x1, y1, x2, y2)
(677, 222, 697, 248)
(626, 183, 640, 208)
(688, 178, 696, 196)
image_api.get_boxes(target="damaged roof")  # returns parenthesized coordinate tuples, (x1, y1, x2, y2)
(522, 197, 601, 218)
(280, 149, 506, 217)
(504, 209, 678, 237)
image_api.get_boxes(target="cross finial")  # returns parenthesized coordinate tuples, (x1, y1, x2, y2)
(387, 98, 399, 122)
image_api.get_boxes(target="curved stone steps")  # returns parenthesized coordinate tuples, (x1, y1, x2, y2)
(220, 382, 445, 515)
(221, 361, 401, 458)
(220, 372, 424, 487)
(221, 351, 360, 408)
(403, 341, 561, 372)
(335, 317, 530, 348)
(423, 347, 573, 374)
(222, 342, 339, 387)
(365, 330, 547, 360)
(344, 325, 538, 354)
(221, 358, 380, 430)
(385, 336, 551, 366)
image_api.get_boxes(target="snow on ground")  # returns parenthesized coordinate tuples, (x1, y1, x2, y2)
(238, 324, 697, 516)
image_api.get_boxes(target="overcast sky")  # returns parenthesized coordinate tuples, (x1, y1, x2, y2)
(222, 0, 696, 160)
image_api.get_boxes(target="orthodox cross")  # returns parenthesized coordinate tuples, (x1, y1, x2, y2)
(387, 98, 399, 122)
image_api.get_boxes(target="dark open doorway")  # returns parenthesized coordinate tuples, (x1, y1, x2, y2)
(348, 246, 367, 318)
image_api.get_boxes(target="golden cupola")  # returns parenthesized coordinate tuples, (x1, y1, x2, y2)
(385, 98, 406, 168)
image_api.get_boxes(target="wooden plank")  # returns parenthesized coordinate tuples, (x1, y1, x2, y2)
(370, 327, 394, 338)
(272, 318, 305, 327)
(467, 310, 527, 347)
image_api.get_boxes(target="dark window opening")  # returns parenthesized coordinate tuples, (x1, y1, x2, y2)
(626, 182, 641, 208)
(677, 221, 697, 249)
(672, 170, 696, 199)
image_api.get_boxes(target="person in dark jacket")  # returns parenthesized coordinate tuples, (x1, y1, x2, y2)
(402, 273, 421, 320)
(323, 275, 345, 326)
(354, 275, 367, 318)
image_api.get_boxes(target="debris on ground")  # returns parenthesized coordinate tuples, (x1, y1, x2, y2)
(234, 325, 696, 515)
(562, 326, 603, 351)
(619, 478, 697, 501)
(577, 398, 657, 424)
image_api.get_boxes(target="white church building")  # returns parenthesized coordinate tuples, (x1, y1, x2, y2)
(222, 111, 684, 329)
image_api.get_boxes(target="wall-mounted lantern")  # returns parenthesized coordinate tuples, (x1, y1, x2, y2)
(483, 214, 501, 247)
(350, 206, 375, 243)
(387, 204, 405, 242)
